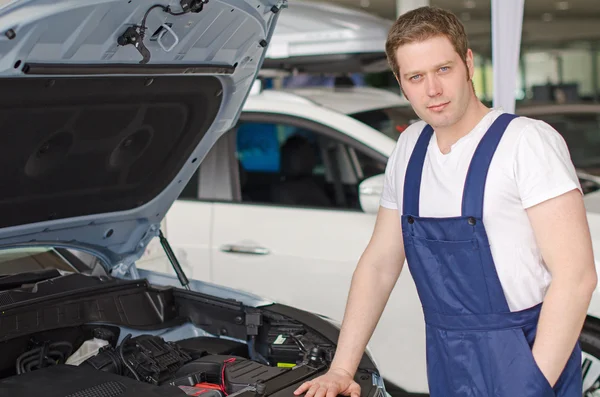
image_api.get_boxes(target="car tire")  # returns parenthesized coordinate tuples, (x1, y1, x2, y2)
(581, 316, 600, 396)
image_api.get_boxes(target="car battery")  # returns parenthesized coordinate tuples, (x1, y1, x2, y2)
(267, 333, 303, 367)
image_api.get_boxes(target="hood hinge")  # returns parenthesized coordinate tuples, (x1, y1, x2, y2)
(111, 257, 140, 280)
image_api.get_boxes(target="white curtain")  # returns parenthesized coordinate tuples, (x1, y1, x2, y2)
(491, 0, 525, 114)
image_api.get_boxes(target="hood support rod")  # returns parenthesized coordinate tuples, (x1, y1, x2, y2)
(158, 230, 190, 290)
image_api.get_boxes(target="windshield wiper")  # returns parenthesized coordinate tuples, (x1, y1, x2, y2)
(0, 269, 62, 291)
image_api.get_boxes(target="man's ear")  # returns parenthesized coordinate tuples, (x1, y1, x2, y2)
(465, 48, 475, 81)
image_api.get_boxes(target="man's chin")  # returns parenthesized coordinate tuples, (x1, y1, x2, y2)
(420, 114, 454, 129)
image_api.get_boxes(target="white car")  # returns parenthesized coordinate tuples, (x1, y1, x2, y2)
(138, 85, 600, 395)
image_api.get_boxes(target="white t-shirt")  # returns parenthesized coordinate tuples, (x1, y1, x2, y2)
(380, 108, 582, 312)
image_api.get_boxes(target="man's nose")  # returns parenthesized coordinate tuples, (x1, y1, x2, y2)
(425, 75, 442, 97)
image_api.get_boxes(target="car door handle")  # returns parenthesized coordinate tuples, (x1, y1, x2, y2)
(220, 244, 270, 255)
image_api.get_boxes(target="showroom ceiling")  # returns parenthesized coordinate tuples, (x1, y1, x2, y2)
(306, 0, 600, 54)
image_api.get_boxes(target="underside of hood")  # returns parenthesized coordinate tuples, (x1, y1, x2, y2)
(0, 0, 286, 269)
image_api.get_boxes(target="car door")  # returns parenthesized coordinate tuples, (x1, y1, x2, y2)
(208, 114, 377, 318)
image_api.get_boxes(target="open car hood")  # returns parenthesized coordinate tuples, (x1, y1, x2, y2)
(0, 0, 285, 269)
(262, 0, 393, 74)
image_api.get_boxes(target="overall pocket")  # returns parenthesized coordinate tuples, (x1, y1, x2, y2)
(431, 327, 556, 397)
(444, 327, 557, 397)
(514, 328, 556, 396)
(406, 236, 489, 314)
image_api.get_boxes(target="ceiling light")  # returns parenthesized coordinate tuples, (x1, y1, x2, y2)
(542, 13, 553, 22)
(360, 0, 370, 7)
(464, 0, 476, 9)
(556, 1, 569, 10)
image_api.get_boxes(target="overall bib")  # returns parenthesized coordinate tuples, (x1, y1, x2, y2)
(401, 113, 582, 396)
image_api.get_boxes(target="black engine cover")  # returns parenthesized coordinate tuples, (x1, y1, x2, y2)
(0, 364, 183, 397)
(83, 334, 192, 385)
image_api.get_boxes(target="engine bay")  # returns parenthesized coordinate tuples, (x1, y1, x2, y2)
(0, 312, 335, 397)
(0, 273, 381, 397)
(1, 326, 323, 397)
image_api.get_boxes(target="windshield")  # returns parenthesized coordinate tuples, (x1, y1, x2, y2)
(0, 247, 108, 277)
(350, 106, 600, 175)
(0, 247, 77, 276)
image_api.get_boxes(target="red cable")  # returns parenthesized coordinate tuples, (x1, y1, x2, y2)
(220, 358, 236, 395)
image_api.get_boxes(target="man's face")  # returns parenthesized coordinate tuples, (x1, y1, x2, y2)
(395, 35, 474, 129)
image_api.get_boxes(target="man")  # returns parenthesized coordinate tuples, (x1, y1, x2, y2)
(294, 6, 596, 397)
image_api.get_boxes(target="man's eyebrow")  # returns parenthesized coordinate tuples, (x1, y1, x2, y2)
(435, 60, 454, 68)
(403, 60, 454, 78)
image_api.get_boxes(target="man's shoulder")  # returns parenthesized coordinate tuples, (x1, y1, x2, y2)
(490, 111, 563, 152)
(502, 114, 570, 158)
(503, 111, 557, 136)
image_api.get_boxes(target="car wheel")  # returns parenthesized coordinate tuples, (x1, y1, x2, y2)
(582, 317, 600, 396)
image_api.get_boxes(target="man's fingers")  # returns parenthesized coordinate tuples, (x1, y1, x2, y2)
(305, 383, 321, 397)
(349, 383, 361, 397)
(326, 388, 339, 397)
(294, 381, 312, 395)
(314, 386, 329, 397)
(294, 374, 358, 397)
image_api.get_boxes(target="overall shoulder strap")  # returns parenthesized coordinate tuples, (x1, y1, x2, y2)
(402, 124, 434, 216)
(461, 113, 519, 218)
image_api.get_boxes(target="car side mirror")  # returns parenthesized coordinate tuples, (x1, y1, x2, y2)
(359, 173, 385, 214)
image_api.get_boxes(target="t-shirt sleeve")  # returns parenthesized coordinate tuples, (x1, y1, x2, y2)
(379, 142, 400, 210)
(514, 120, 582, 209)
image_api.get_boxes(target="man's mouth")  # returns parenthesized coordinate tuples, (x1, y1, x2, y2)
(428, 102, 449, 112)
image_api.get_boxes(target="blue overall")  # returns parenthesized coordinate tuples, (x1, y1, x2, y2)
(401, 113, 582, 396)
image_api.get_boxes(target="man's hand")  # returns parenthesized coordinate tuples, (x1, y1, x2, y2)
(293, 368, 361, 397)
(293, 206, 404, 397)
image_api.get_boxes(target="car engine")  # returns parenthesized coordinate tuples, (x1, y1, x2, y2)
(0, 324, 334, 397)
(0, 273, 382, 397)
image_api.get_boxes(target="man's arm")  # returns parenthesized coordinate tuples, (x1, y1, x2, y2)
(527, 188, 597, 386)
(329, 206, 406, 376)
(294, 206, 406, 397)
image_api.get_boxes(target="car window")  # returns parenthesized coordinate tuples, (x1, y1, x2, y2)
(349, 106, 420, 140)
(176, 118, 389, 211)
(352, 149, 387, 180)
(237, 122, 308, 174)
(237, 120, 361, 209)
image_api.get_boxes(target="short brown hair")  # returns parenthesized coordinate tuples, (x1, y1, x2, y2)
(385, 6, 470, 80)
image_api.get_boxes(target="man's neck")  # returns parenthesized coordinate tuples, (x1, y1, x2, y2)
(435, 98, 490, 154)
